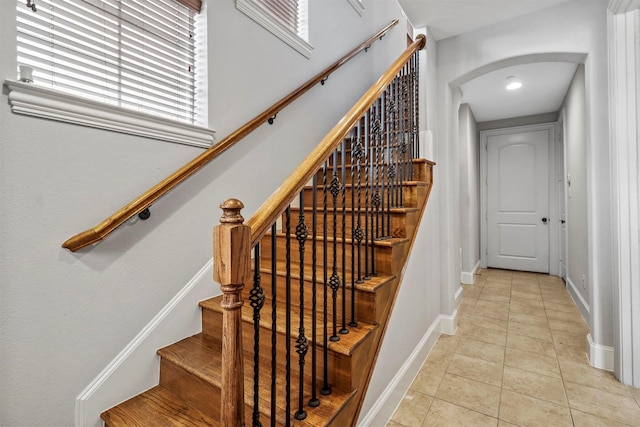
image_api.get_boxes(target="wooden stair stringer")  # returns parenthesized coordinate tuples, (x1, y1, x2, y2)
(342, 160, 435, 426)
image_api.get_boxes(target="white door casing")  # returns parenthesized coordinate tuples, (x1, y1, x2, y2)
(481, 124, 555, 273)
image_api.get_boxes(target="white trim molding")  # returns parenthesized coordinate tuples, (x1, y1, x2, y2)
(347, 0, 365, 16)
(356, 316, 441, 427)
(4, 80, 216, 149)
(587, 333, 615, 372)
(75, 260, 218, 427)
(607, 1, 640, 387)
(460, 261, 480, 285)
(439, 310, 458, 336)
(236, 0, 313, 58)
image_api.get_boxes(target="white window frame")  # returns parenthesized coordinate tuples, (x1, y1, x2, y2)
(8, 0, 214, 148)
(236, 0, 313, 58)
(347, 0, 364, 16)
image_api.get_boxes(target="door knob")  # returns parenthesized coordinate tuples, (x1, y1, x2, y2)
(561, 220, 566, 224)
(542, 217, 548, 223)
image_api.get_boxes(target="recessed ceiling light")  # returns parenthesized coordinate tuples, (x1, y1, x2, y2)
(506, 76, 522, 90)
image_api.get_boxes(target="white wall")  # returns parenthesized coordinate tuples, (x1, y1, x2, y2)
(0, 1, 418, 425)
(436, 0, 613, 351)
(458, 104, 480, 283)
(562, 65, 591, 319)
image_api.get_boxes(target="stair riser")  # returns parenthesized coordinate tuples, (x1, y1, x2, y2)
(202, 308, 357, 390)
(260, 235, 399, 276)
(315, 162, 417, 185)
(285, 208, 413, 240)
(301, 185, 408, 210)
(252, 271, 379, 325)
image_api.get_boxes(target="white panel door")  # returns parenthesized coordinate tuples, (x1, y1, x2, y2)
(487, 129, 550, 272)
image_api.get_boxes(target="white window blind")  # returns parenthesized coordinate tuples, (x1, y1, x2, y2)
(16, 0, 198, 124)
(254, 0, 307, 40)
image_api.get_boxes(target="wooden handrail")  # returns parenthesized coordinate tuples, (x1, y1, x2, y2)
(247, 34, 426, 246)
(61, 20, 399, 252)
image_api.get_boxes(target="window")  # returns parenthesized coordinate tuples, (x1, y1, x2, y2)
(236, 0, 312, 58)
(16, 0, 200, 124)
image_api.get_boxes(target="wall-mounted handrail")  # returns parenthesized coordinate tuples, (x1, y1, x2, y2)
(247, 34, 426, 246)
(61, 20, 399, 252)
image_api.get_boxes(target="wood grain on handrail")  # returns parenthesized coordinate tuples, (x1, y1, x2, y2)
(62, 20, 399, 252)
(247, 35, 427, 246)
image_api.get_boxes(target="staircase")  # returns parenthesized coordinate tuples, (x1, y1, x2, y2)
(100, 157, 433, 426)
(100, 35, 431, 426)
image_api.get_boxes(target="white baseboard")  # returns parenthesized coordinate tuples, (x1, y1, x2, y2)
(440, 309, 458, 336)
(454, 285, 464, 309)
(356, 315, 442, 427)
(460, 261, 480, 285)
(75, 260, 218, 427)
(587, 333, 614, 372)
(566, 277, 590, 320)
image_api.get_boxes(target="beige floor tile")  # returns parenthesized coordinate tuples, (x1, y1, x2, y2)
(434, 373, 501, 417)
(446, 353, 503, 387)
(498, 421, 519, 427)
(433, 333, 460, 353)
(548, 318, 590, 334)
(564, 382, 640, 425)
(511, 289, 543, 301)
(509, 311, 550, 328)
(425, 347, 455, 368)
(509, 303, 548, 318)
(473, 300, 511, 320)
(510, 296, 546, 309)
(502, 366, 568, 406)
(385, 421, 404, 427)
(504, 347, 561, 378)
(506, 332, 557, 358)
(631, 386, 640, 406)
(459, 314, 508, 332)
(459, 323, 507, 347)
(463, 287, 482, 299)
(410, 361, 447, 396)
(499, 390, 573, 427)
(571, 409, 633, 427)
(542, 293, 575, 305)
(508, 321, 553, 342)
(390, 391, 433, 427)
(551, 329, 588, 358)
(421, 399, 498, 427)
(544, 300, 578, 313)
(546, 308, 585, 322)
(557, 356, 633, 397)
(456, 337, 505, 364)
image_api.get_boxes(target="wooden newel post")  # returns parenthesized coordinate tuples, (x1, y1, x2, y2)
(214, 198, 250, 427)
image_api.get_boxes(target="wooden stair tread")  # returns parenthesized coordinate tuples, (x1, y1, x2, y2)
(200, 296, 376, 356)
(157, 334, 356, 426)
(258, 260, 396, 294)
(289, 206, 420, 214)
(101, 385, 220, 427)
(265, 231, 410, 247)
(303, 181, 429, 190)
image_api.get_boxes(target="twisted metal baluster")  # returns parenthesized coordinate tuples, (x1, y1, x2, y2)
(321, 161, 331, 396)
(270, 223, 277, 426)
(351, 124, 364, 327)
(412, 52, 420, 165)
(363, 107, 372, 280)
(309, 174, 320, 407)
(294, 193, 308, 420)
(285, 207, 292, 426)
(329, 151, 341, 342)
(340, 137, 348, 335)
(251, 245, 265, 427)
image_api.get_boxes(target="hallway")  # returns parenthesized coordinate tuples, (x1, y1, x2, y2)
(387, 269, 640, 426)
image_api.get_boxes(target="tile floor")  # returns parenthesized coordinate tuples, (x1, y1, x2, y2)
(387, 268, 640, 427)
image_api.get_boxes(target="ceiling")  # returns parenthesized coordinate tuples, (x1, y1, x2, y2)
(396, 0, 578, 122)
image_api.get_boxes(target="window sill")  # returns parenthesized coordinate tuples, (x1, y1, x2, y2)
(236, 0, 313, 58)
(347, 0, 364, 16)
(3, 80, 216, 149)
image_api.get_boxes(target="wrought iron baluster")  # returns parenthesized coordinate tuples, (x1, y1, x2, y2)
(351, 123, 364, 327)
(329, 150, 341, 342)
(340, 137, 348, 335)
(294, 193, 308, 420)
(285, 207, 292, 426)
(321, 161, 331, 396)
(363, 107, 372, 281)
(309, 175, 320, 407)
(251, 245, 265, 427)
(270, 223, 278, 426)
